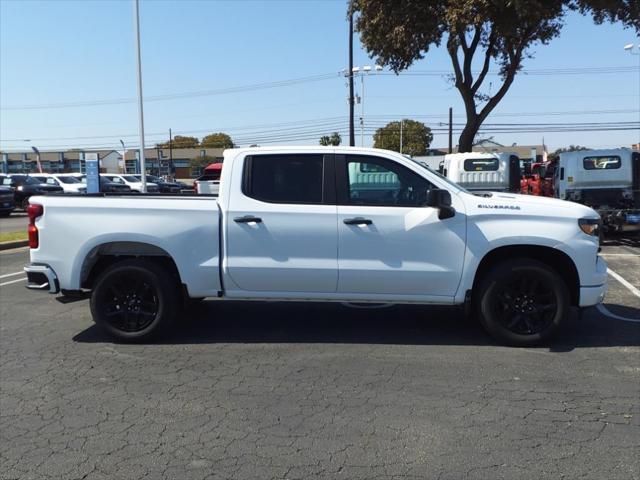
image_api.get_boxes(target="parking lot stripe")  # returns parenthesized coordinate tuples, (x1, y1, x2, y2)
(599, 253, 640, 257)
(0, 277, 26, 287)
(607, 268, 640, 298)
(0, 271, 24, 279)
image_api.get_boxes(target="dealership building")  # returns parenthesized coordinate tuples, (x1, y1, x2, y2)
(0, 147, 224, 178)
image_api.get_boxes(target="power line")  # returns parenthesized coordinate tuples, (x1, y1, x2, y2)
(2, 65, 638, 111)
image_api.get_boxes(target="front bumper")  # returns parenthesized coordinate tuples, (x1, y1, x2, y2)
(579, 256, 607, 307)
(23, 264, 60, 294)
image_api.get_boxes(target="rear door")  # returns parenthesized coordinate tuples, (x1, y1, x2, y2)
(225, 153, 338, 294)
(335, 154, 466, 299)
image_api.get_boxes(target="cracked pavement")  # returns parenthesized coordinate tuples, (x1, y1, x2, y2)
(1, 245, 639, 480)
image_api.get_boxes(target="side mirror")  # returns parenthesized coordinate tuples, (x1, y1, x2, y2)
(426, 188, 455, 220)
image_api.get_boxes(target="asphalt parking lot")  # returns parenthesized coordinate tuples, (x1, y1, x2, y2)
(1, 239, 639, 480)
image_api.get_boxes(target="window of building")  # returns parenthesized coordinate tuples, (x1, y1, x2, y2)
(463, 158, 499, 171)
(345, 155, 432, 207)
(244, 154, 324, 204)
(583, 156, 621, 170)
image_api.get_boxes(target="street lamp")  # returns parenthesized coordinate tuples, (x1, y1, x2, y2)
(119, 140, 126, 173)
(352, 65, 383, 146)
(623, 43, 639, 143)
(31, 146, 43, 173)
(133, 0, 147, 192)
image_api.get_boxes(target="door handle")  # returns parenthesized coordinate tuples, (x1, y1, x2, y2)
(234, 215, 262, 223)
(343, 217, 373, 226)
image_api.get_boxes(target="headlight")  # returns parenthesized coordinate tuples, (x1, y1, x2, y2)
(578, 218, 601, 237)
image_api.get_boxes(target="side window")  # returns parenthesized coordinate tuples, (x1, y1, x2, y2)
(583, 156, 621, 170)
(345, 156, 432, 207)
(111, 177, 123, 184)
(46, 178, 58, 185)
(244, 154, 324, 204)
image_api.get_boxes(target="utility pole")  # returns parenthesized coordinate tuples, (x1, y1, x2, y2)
(348, 8, 355, 147)
(399, 120, 403, 154)
(133, 0, 147, 192)
(448, 107, 453, 154)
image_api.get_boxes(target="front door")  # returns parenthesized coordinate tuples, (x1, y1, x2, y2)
(225, 153, 338, 294)
(336, 154, 466, 299)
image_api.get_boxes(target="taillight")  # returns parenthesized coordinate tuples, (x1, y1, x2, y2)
(27, 203, 44, 249)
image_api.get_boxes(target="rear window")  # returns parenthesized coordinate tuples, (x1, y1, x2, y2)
(244, 154, 324, 204)
(583, 156, 621, 170)
(463, 158, 499, 171)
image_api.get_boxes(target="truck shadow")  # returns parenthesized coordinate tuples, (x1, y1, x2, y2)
(73, 301, 640, 350)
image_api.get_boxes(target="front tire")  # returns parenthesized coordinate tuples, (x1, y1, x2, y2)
(475, 258, 570, 346)
(90, 259, 179, 342)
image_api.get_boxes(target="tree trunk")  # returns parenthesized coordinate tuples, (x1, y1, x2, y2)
(458, 117, 479, 153)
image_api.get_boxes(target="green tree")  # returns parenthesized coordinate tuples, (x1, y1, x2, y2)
(319, 132, 342, 146)
(201, 133, 234, 149)
(352, 0, 639, 152)
(156, 135, 199, 149)
(548, 144, 589, 161)
(373, 119, 433, 156)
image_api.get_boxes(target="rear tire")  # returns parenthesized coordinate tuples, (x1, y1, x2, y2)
(474, 258, 569, 346)
(90, 259, 179, 342)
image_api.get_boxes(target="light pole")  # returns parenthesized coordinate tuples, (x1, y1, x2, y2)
(119, 140, 126, 173)
(133, 0, 147, 192)
(31, 146, 43, 173)
(352, 64, 382, 147)
(623, 43, 640, 143)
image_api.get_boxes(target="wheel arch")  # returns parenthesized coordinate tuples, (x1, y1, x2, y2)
(80, 241, 182, 290)
(471, 245, 580, 306)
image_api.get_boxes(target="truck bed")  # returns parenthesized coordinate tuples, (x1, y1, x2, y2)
(29, 194, 222, 298)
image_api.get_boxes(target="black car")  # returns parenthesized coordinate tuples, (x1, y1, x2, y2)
(0, 185, 15, 217)
(80, 175, 132, 193)
(0, 174, 64, 210)
(138, 175, 184, 194)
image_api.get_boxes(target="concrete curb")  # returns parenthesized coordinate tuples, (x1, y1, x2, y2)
(0, 240, 28, 251)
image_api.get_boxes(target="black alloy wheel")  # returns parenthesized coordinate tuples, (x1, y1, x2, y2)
(475, 258, 569, 346)
(491, 272, 557, 335)
(90, 259, 179, 342)
(97, 271, 159, 333)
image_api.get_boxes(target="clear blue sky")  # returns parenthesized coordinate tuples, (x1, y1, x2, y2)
(1, 0, 639, 152)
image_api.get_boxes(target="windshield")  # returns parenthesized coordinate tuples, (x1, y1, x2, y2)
(122, 175, 141, 182)
(410, 159, 469, 194)
(57, 176, 81, 184)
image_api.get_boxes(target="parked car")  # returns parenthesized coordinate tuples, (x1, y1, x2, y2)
(24, 146, 606, 347)
(441, 152, 521, 193)
(79, 175, 133, 193)
(135, 175, 183, 194)
(0, 185, 15, 217)
(101, 174, 158, 193)
(0, 174, 64, 210)
(29, 174, 87, 194)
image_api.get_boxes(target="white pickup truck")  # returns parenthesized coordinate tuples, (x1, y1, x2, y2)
(24, 147, 607, 346)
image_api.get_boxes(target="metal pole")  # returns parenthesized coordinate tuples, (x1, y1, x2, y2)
(119, 140, 126, 174)
(169, 128, 173, 180)
(348, 9, 355, 147)
(448, 107, 453, 154)
(133, 0, 147, 192)
(399, 120, 403, 154)
(31, 147, 42, 173)
(360, 73, 364, 147)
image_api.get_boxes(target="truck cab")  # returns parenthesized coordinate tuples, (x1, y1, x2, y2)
(555, 149, 640, 232)
(442, 152, 521, 193)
